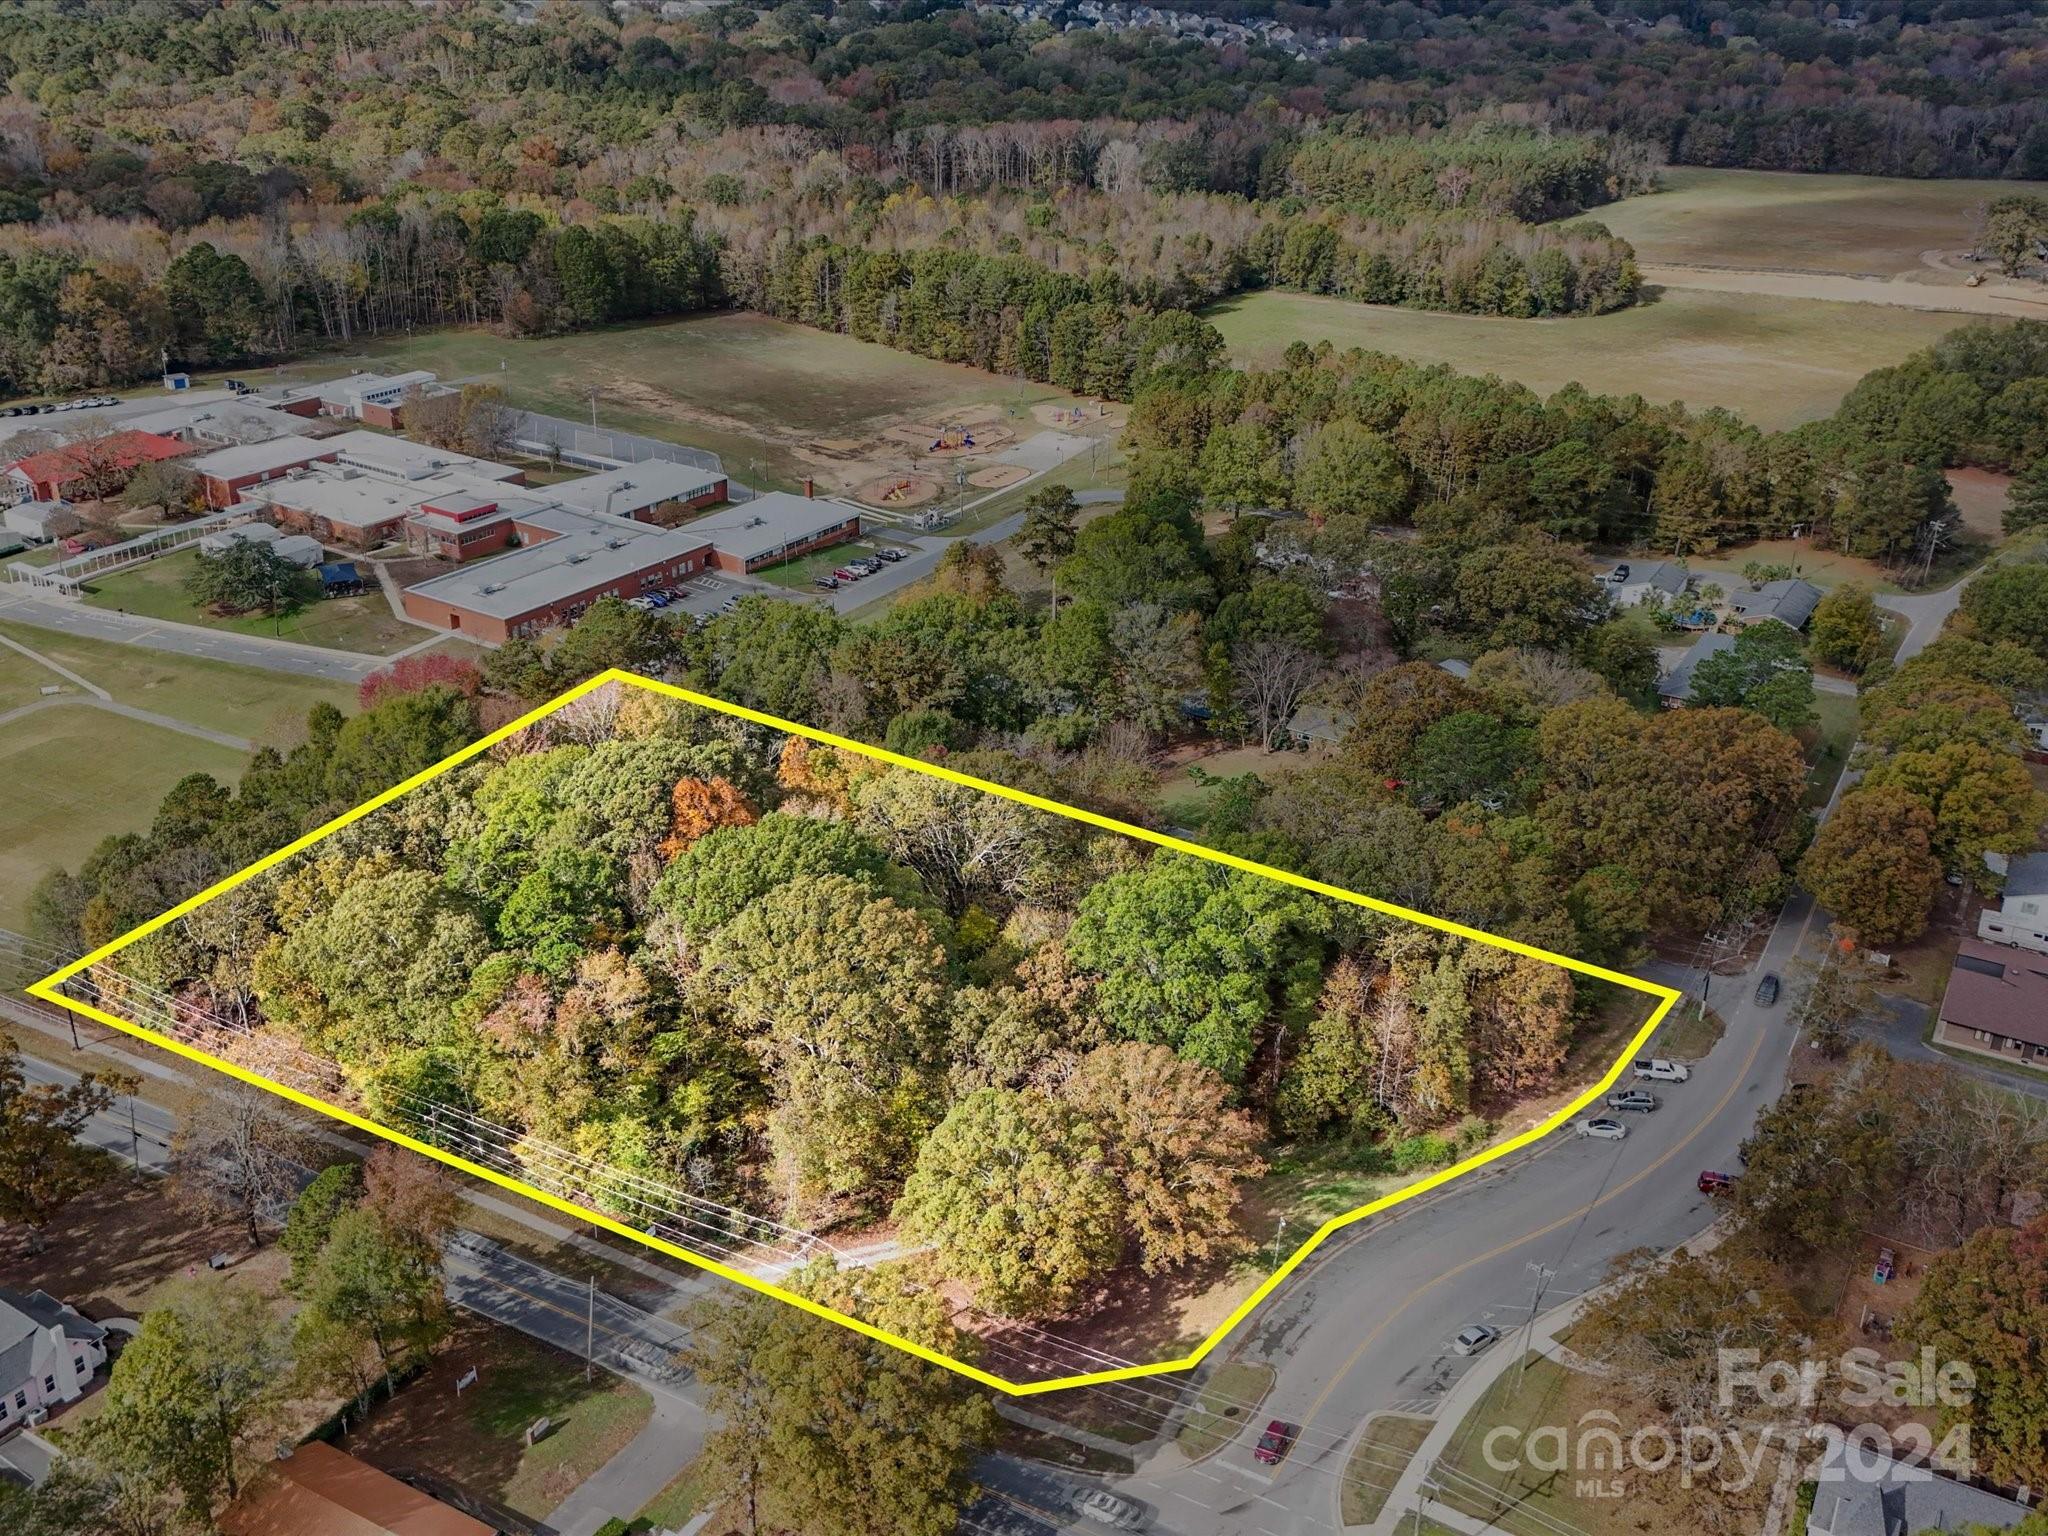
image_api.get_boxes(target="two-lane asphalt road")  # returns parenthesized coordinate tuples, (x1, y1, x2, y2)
(13, 1050, 177, 1174)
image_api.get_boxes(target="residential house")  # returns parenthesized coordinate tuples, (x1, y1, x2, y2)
(1935, 936, 2048, 1070)
(1599, 559, 1694, 609)
(1807, 1452, 2037, 1535)
(1977, 851, 2048, 955)
(1728, 577, 1823, 631)
(1657, 631, 1738, 705)
(219, 1441, 499, 1536)
(0, 1288, 109, 1429)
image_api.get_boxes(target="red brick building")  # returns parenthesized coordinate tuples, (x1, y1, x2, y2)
(400, 506, 720, 641)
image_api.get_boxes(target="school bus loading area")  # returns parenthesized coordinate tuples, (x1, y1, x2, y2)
(30, 671, 1679, 1396)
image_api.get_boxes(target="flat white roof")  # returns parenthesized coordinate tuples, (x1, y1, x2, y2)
(324, 429, 521, 484)
(683, 491, 860, 564)
(406, 506, 708, 619)
(551, 459, 725, 517)
(189, 436, 339, 480)
(320, 369, 439, 406)
(247, 463, 539, 532)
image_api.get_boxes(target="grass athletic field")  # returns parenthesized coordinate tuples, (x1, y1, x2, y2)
(0, 621, 354, 929)
(1207, 287, 1963, 429)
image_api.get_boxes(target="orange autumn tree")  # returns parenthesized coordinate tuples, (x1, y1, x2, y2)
(658, 776, 758, 859)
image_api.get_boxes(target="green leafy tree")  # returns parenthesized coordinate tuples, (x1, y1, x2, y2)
(1401, 709, 1532, 809)
(1293, 419, 1408, 521)
(279, 1162, 361, 1286)
(294, 1204, 449, 1394)
(1798, 785, 1945, 945)
(323, 685, 480, 806)
(2006, 461, 2048, 535)
(183, 540, 309, 618)
(702, 875, 950, 1203)
(1014, 484, 1079, 611)
(1958, 561, 2048, 659)
(653, 813, 890, 938)
(1065, 853, 1329, 1083)
(92, 1280, 287, 1515)
(1057, 500, 1212, 613)
(894, 1088, 1123, 1315)
(1809, 584, 1886, 672)
(1450, 542, 1604, 649)
(260, 869, 490, 1056)
(1688, 621, 1816, 729)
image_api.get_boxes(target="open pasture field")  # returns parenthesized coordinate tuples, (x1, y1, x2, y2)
(1207, 287, 1963, 430)
(1594, 167, 2041, 276)
(290, 313, 1067, 495)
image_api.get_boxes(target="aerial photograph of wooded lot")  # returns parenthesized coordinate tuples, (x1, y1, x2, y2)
(2, 0, 2047, 1533)
(50, 672, 1667, 1389)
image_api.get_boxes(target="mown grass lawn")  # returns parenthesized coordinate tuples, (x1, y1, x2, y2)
(1341, 1413, 1434, 1526)
(0, 706, 249, 928)
(81, 546, 422, 654)
(0, 619, 356, 739)
(1176, 1360, 1277, 1459)
(344, 1320, 652, 1520)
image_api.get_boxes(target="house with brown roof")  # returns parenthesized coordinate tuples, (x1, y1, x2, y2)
(1935, 936, 2048, 1071)
(219, 1441, 500, 1536)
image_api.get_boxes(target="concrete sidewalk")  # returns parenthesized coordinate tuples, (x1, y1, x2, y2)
(542, 1395, 707, 1536)
(1361, 1222, 1733, 1534)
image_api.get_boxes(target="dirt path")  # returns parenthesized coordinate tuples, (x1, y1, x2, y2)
(1641, 263, 2048, 319)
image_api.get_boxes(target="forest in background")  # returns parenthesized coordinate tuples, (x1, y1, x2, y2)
(2, 0, 2043, 395)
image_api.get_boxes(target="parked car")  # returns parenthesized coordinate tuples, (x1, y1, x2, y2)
(1253, 1420, 1298, 1467)
(849, 557, 881, 575)
(813, 575, 840, 590)
(1451, 1324, 1500, 1357)
(1605, 1089, 1659, 1113)
(1072, 1489, 1147, 1529)
(874, 546, 906, 562)
(1574, 1117, 1628, 1141)
(832, 566, 860, 581)
(1697, 1170, 1736, 1196)
(1632, 1058, 1690, 1083)
(1873, 1247, 1896, 1285)
(1754, 973, 1780, 1007)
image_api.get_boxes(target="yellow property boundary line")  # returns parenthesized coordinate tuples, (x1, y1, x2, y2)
(32, 668, 1679, 1396)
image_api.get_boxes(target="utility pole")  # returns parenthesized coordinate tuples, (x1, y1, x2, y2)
(585, 1275, 596, 1382)
(129, 1095, 141, 1171)
(1514, 1260, 1558, 1397)
(1270, 1216, 1289, 1269)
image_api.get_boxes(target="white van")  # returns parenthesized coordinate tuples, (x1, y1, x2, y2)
(1632, 1058, 1690, 1083)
